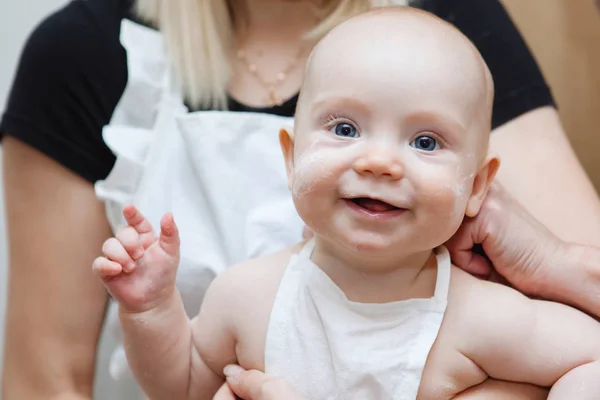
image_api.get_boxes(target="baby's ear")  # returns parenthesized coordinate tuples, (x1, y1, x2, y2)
(465, 155, 500, 217)
(279, 127, 295, 190)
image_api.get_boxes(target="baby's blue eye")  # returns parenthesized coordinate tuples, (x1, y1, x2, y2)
(410, 135, 439, 151)
(332, 123, 358, 138)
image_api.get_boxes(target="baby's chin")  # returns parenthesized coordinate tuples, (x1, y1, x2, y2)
(327, 229, 410, 254)
(319, 225, 449, 258)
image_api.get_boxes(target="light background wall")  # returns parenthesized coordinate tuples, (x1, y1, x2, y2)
(501, 0, 600, 190)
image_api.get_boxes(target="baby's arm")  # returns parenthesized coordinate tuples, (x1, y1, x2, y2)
(119, 290, 228, 400)
(94, 206, 233, 399)
(187, 269, 242, 399)
(455, 274, 600, 399)
(454, 379, 548, 400)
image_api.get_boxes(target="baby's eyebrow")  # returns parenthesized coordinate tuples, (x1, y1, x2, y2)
(310, 95, 371, 117)
(404, 110, 466, 139)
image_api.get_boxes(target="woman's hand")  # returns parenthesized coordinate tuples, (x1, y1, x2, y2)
(213, 366, 307, 400)
(446, 181, 600, 319)
(446, 181, 564, 295)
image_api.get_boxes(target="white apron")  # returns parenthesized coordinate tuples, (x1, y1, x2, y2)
(265, 240, 451, 400)
(95, 19, 304, 398)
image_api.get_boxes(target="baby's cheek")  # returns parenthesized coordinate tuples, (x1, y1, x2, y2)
(290, 151, 330, 225)
(291, 148, 337, 198)
(292, 185, 330, 236)
(427, 165, 475, 213)
(432, 187, 463, 218)
(292, 170, 324, 199)
(421, 180, 471, 234)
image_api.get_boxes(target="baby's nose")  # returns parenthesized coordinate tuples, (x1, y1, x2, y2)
(353, 148, 403, 180)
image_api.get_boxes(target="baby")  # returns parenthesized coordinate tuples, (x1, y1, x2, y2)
(94, 7, 600, 400)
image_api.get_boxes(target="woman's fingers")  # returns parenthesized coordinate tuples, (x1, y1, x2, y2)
(102, 237, 135, 273)
(224, 365, 306, 400)
(212, 382, 237, 400)
(446, 220, 493, 279)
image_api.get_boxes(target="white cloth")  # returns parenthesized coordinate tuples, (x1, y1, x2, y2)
(265, 240, 451, 400)
(94, 19, 304, 395)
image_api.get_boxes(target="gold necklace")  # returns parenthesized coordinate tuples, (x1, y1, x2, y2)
(236, 46, 305, 107)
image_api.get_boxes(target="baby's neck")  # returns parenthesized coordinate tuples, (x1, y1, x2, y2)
(310, 237, 439, 304)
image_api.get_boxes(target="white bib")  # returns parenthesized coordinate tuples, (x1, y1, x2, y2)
(265, 240, 451, 400)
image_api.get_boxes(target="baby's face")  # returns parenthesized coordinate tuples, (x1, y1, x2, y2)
(283, 9, 496, 254)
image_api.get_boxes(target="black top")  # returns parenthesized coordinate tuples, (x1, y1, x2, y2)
(0, 0, 554, 183)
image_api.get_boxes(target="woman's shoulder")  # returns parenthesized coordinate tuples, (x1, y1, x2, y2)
(0, 0, 138, 183)
(25, 0, 132, 45)
(13, 0, 133, 84)
(420, 0, 555, 129)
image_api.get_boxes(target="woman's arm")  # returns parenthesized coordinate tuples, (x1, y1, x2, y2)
(537, 242, 600, 319)
(447, 179, 600, 319)
(1, 138, 112, 399)
(2, 2, 129, 395)
(491, 106, 600, 246)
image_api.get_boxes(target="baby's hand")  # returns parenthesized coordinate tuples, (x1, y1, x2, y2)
(93, 205, 180, 313)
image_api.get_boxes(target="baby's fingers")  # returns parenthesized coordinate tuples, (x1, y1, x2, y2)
(123, 204, 154, 234)
(159, 213, 180, 258)
(115, 226, 144, 260)
(102, 237, 136, 273)
(92, 257, 123, 280)
(123, 204, 158, 249)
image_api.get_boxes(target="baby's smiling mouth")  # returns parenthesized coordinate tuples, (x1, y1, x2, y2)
(344, 197, 406, 216)
(345, 197, 403, 213)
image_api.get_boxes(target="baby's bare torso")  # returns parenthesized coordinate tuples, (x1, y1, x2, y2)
(216, 243, 522, 399)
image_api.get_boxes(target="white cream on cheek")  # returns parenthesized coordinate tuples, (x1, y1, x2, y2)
(449, 163, 475, 197)
(291, 139, 356, 198)
(291, 142, 330, 198)
(424, 160, 476, 220)
(451, 157, 478, 216)
(448, 172, 475, 218)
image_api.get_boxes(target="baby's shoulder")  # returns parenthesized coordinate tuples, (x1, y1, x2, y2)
(227, 242, 304, 282)
(205, 241, 306, 307)
(444, 265, 533, 335)
(447, 265, 526, 302)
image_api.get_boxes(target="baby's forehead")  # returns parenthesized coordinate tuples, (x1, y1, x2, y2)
(299, 8, 492, 120)
(310, 9, 482, 74)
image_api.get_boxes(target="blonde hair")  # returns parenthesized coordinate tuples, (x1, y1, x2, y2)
(135, 0, 409, 110)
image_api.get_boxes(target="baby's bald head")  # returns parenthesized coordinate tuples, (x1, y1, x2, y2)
(280, 8, 500, 250)
(296, 6, 494, 158)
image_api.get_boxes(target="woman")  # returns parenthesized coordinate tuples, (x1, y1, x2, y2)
(2, 0, 599, 398)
